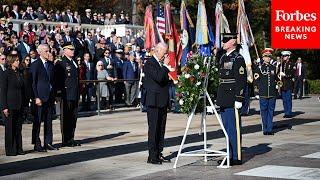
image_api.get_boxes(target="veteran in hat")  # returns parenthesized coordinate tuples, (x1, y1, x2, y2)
(279, 50, 294, 121)
(54, 42, 81, 147)
(253, 48, 278, 135)
(216, 33, 247, 166)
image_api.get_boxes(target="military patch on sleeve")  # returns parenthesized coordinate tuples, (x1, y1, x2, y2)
(239, 66, 245, 75)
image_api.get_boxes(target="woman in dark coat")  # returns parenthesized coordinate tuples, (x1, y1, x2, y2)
(20, 55, 33, 123)
(0, 54, 25, 156)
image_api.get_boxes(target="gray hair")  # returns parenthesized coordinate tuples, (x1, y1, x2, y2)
(37, 44, 49, 54)
(154, 42, 168, 52)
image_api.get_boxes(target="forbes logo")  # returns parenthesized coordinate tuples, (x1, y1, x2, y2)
(276, 10, 317, 21)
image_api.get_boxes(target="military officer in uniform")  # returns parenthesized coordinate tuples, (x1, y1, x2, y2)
(279, 51, 294, 119)
(253, 48, 278, 135)
(216, 33, 247, 165)
(54, 42, 81, 147)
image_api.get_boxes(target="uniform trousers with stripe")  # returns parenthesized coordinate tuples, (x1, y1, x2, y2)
(259, 97, 276, 133)
(221, 107, 242, 161)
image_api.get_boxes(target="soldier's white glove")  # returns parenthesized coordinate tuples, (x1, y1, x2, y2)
(280, 72, 286, 77)
(256, 58, 261, 63)
(235, 101, 242, 109)
(255, 95, 260, 99)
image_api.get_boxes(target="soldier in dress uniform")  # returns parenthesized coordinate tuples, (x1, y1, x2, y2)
(253, 48, 279, 135)
(216, 33, 247, 165)
(54, 42, 81, 147)
(279, 51, 294, 120)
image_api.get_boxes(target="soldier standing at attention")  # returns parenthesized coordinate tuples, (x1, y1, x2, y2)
(280, 51, 294, 120)
(253, 48, 278, 135)
(216, 33, 247, 166)
(55, 42, 81, 147)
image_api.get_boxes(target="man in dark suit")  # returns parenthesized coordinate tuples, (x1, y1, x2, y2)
(0, 54, 7, 126)
(123, 52, 138, 106)
(82, 53, 95, 110)
(73, 31, 86, 59)
(293, 57, 306, 99)
(144, 42, 171, 164)
(17, 35, 31, 61)
(62, 28, 74, 44)
(30, 44, 58, 151)
(54, 42, 81, 147)
(85, 32, 96, 59)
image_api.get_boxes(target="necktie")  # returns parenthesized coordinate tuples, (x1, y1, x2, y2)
(44, 61, 49, 73)
(132, 62, 135, 71)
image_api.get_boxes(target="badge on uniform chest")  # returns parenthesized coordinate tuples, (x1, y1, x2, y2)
(66, 65, 72, 77)
(223, 62, 233, 70)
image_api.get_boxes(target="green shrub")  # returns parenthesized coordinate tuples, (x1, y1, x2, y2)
(308, 80, 320, 94)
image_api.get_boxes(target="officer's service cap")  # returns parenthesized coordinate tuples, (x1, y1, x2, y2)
(281, 51, 291, 56)
(222, 33, 238, 43)
(62, 42, 75, 50)
(262, 48, 274, 57)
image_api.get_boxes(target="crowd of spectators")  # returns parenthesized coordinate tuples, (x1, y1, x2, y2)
(0, 4, 132, 25)
(0, 4, 148, 129)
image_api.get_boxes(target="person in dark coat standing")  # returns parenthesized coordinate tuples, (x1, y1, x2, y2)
(123, 51, 139, 106)
(253, 48, 279, 135)
(144, 42, 171, 164)
(0, 54, 25, 156)
(293, 57, 306, 99)
(54, 42, 81, 147)
(280, 51, 294, 119)
(0, 54, 7, 126)
(216, 33, 247, 166)
(30, 44, 58, 152)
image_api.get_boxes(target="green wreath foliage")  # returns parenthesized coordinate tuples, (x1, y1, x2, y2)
(176, 54, 219, 114)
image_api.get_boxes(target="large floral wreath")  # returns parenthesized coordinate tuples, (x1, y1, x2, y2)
(176, 53, 219, 114)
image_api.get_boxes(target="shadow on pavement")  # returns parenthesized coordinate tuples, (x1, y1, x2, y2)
(0, 118, 318, 176)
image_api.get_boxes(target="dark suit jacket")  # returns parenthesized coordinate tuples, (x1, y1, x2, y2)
(30, 58, 54, 103)
(17, 42, 31, 60)
(0, 68, 5, 109)
(62, 35, 74, 43)
(54, 56, 80, 101)
(0, 69, 24, 110)
(294, 63, 306, 79)
(143, 56, 169, 108)
(83, 61, 95, 81)
(74, 38, 87, 58)
(123, 60, 138, 83)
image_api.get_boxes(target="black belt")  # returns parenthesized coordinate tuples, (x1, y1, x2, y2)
(219, 78, 236, 83)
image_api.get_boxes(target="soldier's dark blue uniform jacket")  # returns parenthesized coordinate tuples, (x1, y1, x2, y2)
(216, 50, 247, 108)
(253, 62, 279, 98)
(54, 56, 80, 101)
(280, 61, 294, 91)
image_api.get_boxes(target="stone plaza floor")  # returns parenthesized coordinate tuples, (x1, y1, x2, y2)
(0, 96, 319, 179)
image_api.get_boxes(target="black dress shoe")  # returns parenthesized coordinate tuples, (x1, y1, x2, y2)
(45, 144, 59, 150)
(34, 145, 47, 152)
(267, 132, 274, 135)
(159, 155, 171, 163)
(70, 140, 81, 146)
(263, 132, 267, 135)
(232, 160, 243, 165)
(62, 142, 75, 147)
(147, 159, 162, 165)
(17, 150, 25, 155)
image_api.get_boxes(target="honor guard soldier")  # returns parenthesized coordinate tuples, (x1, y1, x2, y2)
(54, 42, 81, 147)
(279, 51, 294, 119)
(253, 48, 279, 135)
(216, 33, 247, 165)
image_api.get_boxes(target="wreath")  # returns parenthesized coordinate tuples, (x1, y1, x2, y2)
(176, 53, 219, 114)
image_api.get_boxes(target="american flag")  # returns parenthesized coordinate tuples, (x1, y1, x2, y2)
(156, 3, 165, 35)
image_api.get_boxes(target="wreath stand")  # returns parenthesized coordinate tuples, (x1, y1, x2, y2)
(173, 57, 230, 169)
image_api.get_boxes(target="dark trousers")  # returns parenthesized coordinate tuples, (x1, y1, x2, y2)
(294, 77, 303, 98)
(221, 107, 242, 161)
(147, 106, 167, 160)
(32, 101, 53, 145)
(61, 99, 78, 143)
(259, 97, 276, 133)
(4, 109, 23, 156)
(82, 84, 93, 108)
(115, 82, 125, 103)
(241, 85, 251, 115)
(281, 90, 292, 116)
(107, 83, 115, 107)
